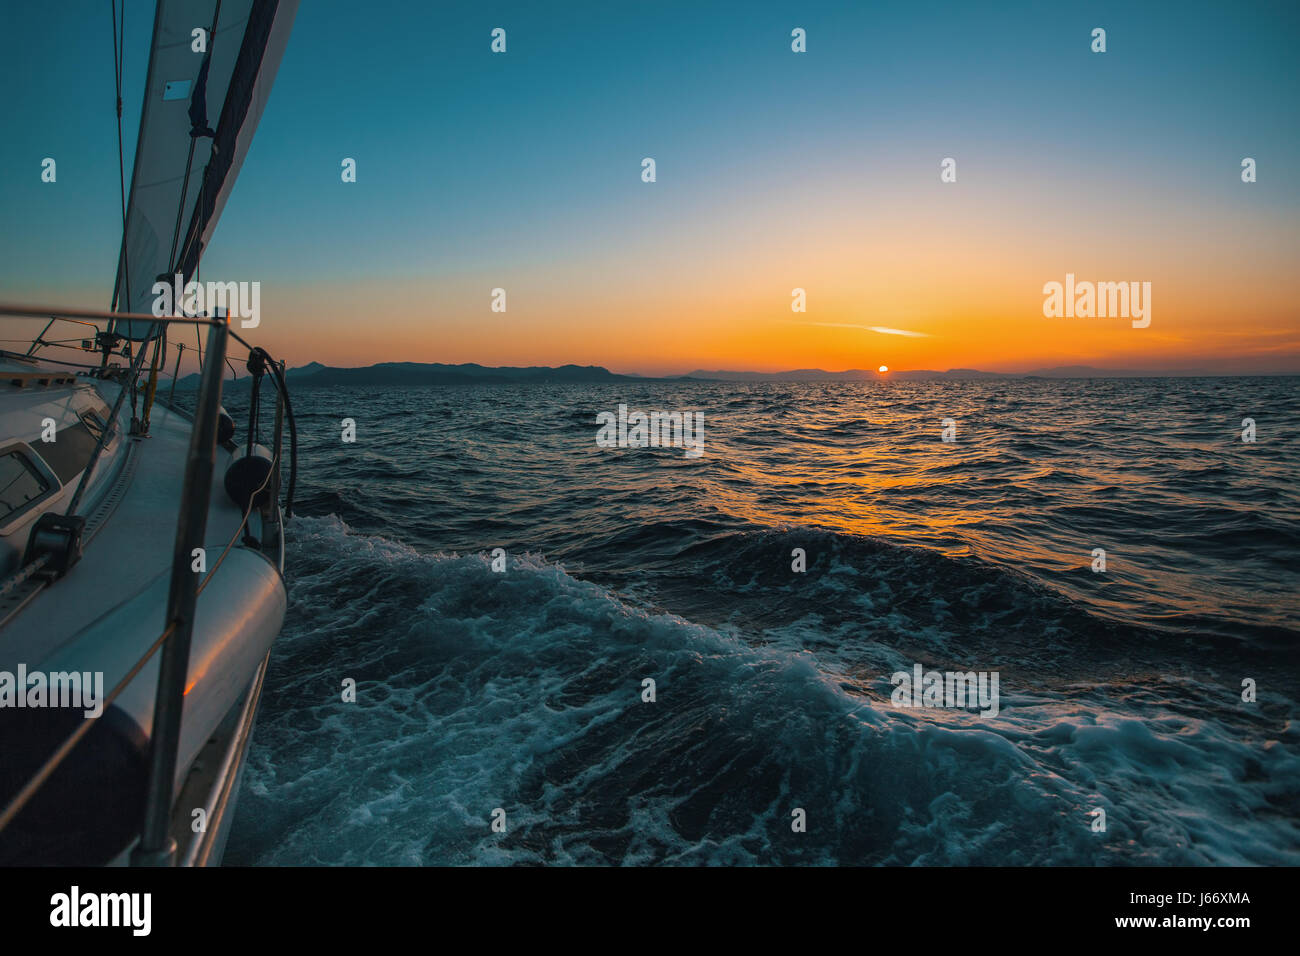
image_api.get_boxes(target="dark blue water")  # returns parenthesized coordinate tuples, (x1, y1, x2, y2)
(226, 378, 1300, 865)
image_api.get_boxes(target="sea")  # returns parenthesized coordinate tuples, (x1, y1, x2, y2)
(223, 376, 1300, 865)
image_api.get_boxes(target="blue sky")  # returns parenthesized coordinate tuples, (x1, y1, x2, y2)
(2, 0, 1297, 373)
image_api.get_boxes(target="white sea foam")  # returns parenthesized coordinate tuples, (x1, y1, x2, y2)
(227, 516, 1300, 866)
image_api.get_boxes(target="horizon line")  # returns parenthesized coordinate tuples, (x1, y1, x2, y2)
(180, 358, 1300, 382)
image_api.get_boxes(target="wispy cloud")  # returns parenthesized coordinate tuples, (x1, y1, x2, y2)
(796, 322, 932, 338)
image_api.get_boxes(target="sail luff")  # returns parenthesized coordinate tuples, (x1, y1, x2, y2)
(109, 3, 170, 319)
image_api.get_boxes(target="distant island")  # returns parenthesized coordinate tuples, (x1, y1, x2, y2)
(176, 361, 1295, 389)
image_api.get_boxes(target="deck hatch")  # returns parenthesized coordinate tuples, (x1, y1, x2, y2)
(0, 445, 61, 536)
(0, 450, 52, 520)
(32, 422, 99, 485)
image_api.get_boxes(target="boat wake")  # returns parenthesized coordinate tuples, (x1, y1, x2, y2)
(226, 516, 1300, 865)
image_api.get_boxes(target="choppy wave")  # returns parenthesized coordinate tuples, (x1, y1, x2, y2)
(224, 378, 1300, 865)
(227, 515, 1300, 866)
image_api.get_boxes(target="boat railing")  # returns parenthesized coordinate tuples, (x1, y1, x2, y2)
(0, 302, 284, 865)
(20, 314, 103, 358)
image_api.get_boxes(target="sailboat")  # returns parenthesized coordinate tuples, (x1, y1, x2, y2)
(0, 0, 300, 866)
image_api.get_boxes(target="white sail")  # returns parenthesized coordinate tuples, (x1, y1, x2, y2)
(112, 0, 298, 339)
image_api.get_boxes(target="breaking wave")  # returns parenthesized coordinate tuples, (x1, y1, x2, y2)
(227, 516, 1300, 866)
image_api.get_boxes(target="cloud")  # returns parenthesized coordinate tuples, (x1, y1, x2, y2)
(797, 322, 932, 337)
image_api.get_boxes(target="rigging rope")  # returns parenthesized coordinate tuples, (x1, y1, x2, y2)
(167, 0, 224, 274)
(141, 325, 165, 430)
(230, 336, 298, 519)
(110, 0, 130, 318)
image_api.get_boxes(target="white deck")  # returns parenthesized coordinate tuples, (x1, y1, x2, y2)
(0, 389, 252, 672)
